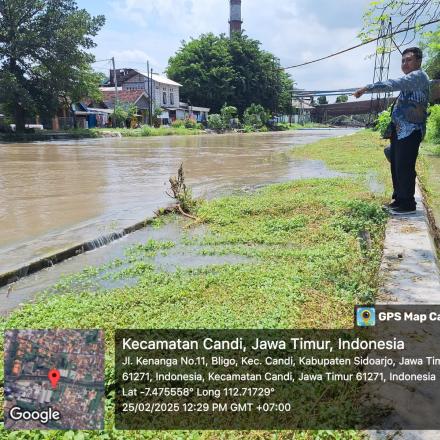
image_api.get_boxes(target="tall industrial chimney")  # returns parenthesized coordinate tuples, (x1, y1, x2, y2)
(229, 0, 242, 37)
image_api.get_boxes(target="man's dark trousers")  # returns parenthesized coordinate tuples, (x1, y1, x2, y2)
(390, 127, 422, 209)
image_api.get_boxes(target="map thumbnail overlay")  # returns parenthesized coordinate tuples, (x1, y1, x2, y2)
(4, 329, 105, 430)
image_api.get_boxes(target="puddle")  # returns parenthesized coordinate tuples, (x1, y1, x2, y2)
(0, 220, 252, 316)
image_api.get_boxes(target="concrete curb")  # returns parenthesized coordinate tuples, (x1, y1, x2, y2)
(378, 183, 440, 304)
(0, 217, 156, 289)
(368, 182, 440, 440)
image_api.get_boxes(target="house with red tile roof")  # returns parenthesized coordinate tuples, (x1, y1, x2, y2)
(105, 69, 209, 124)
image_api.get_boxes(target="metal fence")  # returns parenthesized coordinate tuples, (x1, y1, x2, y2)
(58, 117, 75, 130)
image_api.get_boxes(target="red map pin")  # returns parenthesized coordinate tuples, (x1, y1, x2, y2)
(48, 369, 61, 389)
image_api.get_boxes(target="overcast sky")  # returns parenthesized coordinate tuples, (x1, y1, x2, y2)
(76, 0, 433, 103)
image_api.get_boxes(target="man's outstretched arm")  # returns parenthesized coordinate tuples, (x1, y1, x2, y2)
(354, 71, 428, 98)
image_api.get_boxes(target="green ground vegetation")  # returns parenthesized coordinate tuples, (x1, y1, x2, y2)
(0, 124, 332, 143)
(418, 142, 440, 249)
(277, 123, 331, 130)
(0, 130, 391, 439)
(418, 103, 440, 242)
(92, 126, 203, 137)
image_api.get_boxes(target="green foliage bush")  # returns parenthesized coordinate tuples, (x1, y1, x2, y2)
(243, 103, 269, 128)
(375, 109, 391, 137)
(426, 104, 440, 143)
(140, 125, 153, 136)
(220, 104, 238, 128)
(171, 119, 185, 128)
(184, 117, 197, 129)
(113, 104, 128, 128)
(207, 114, 224, 130)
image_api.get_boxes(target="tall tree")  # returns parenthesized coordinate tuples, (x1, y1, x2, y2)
(227, 33, 293, 114)
(0, 0, 105, 131)
(166, 33, 293, 114)
(167, 34, 235, 114)
(422, 26, 440, 78)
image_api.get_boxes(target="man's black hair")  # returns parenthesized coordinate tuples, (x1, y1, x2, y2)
(402, 47, 423, 60)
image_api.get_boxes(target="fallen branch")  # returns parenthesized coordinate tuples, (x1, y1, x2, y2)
(154, 203, 199, 221)
(177, 204, 198, 220)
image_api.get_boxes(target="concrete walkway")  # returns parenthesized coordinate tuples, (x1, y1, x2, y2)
(378, 185, 440, 305)
(369, 183, 440, 440)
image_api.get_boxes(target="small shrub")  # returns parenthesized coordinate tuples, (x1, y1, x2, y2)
(184, 117, 197, 129)
(426, 104, 440, 143)
(208, 114, 224, 130)
(243, 103, 269, 128)
(243, 125, 256, 133)
(375, 109, 392, 137)
(171, 119, 185, 128)
(140, 125, 153, 136)
(220, 104, 238, 128)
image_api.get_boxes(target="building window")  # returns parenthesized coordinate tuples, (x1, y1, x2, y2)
(170, 92, 174, 105)
(163, 91, 167, 105)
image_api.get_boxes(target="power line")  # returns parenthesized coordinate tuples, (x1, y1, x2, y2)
(92, 59, 112, 64)
(281, 18, 440, 70)
(294, 88, 359, 94)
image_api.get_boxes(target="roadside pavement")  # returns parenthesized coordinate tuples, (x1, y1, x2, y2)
(369, 183, 440, 440)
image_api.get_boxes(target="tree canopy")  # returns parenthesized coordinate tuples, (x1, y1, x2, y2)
(166, 33, 294, 115)
(0, 0, 105, 131)
(361, 0, 440, 50)
(422, 27, 440, 79)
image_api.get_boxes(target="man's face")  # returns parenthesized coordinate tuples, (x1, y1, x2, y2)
(401, 52, 421, 75)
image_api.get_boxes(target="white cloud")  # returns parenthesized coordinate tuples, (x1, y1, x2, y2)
(110, 0, 228, 36)
(110, 49, 160, 66)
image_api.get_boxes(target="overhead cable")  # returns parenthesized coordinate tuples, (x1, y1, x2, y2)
(281, 18, 440, 70)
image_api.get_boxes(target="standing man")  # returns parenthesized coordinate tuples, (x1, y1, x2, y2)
(354, 47, 430, 215)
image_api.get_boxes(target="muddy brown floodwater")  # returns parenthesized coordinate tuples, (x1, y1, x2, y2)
(0, 129, 356, 277)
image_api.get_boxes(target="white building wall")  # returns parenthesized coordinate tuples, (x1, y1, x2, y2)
(122, 73, 180, 110)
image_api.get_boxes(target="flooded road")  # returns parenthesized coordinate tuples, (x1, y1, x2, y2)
(0, 129, 356, 276)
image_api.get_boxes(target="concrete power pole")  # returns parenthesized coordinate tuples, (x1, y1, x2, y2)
(111, 57, 118, 127)
(229, 0, 242, 37)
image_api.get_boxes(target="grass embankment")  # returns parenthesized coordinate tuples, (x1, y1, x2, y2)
(418, 141, 440, 252)
(277, 123, 331, 130)
(0, 131, 390, 439)
(0, 123, 331, 143)
(0, 126, 202, 143)
(92, 126, 203, 137)
(94, 123, 330, 136)
(0, 129, 100, 142)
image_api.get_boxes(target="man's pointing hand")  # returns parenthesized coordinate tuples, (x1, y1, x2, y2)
(353, 87, 368, 98)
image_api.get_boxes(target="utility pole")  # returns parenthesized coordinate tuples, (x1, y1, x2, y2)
(369, 18, 393, 123)
(147, 61, 151, 126)
(111, 57, 118, 127)
(150, 67, 154, 126)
